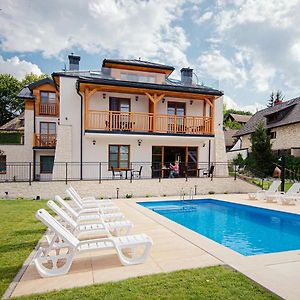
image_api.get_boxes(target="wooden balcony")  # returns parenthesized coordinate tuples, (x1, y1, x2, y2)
(39, 103, 59, 116)
(87, 110, 213, 135)
(34, 134, 57, 147)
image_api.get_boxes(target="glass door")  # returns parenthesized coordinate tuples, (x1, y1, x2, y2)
(167, 102, 185, 133)
(109, 97, 130, 130)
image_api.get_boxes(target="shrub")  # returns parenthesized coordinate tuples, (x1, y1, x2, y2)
(208, 191, 215, 195)
(125, 194, 133, 199)
(64, 196, 71, 200)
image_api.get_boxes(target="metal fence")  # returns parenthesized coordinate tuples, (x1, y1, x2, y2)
(0, 161, 232, 185)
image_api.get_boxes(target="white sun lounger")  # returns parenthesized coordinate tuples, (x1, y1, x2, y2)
(66, 189, 120, 214)
(55, 195, 125, 223)
(34, 209, 152, 277)
(68, 186, 113, 206)
(265, 182, 300, 204)
(248, 180, 281, 200)
(280, 183, 300, 205)
(47, 200, 133, 240)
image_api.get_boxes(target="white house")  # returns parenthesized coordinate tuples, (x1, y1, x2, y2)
(0, 55, 228, 181)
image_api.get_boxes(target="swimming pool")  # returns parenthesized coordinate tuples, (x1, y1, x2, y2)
(138, 199, 300, 256)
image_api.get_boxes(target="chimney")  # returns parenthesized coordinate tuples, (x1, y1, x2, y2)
(68, 53, 80, 71)
(274, 99, 283, 106)
(180, 67, 193, 85)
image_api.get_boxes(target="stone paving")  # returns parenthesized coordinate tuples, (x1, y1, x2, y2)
(8, 193, 300, 299)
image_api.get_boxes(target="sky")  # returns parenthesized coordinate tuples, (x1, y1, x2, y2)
(1, 0, 300, 113)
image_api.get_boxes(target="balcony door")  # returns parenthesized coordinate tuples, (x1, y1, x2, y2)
(40, 91, 56, 115)
(40, 122, 56, 147)
(109, 97, 131, 130)
(167, 102, 185, 133)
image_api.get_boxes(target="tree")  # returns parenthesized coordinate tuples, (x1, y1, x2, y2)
(223, 104, 252, 129)
(267, 91, 275, 108)
(20, 73, 49, 87)
(250, 122, 273, 175)
(0, 74, 22, 126)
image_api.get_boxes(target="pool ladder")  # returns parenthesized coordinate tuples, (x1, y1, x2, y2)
(180, 188, 194, 200)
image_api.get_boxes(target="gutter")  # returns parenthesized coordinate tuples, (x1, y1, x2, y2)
(76, 81, 83, 180)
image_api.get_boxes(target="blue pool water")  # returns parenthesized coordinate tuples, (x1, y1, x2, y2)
(138, 199, 300, 256)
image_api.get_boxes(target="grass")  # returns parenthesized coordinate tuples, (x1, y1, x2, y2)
(15, 266, 278, 300)
(0, 200, 278, 300)
(250, 179, 293, 192)
(0, 200, 47, 297)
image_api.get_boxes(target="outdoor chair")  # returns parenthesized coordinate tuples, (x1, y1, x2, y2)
(265, 182, 300, 205)
(203, 165, 215, 178)
(66, 188, 114, 209)
(66, 189, 120, 215)
(111, 166, 123, 179)
(248, 180, 281, 201)
(34, 209, 153, 277)
(69, 185, 110, 203)
(46, 200, 133, 242)
(131, 166, 143, 179)
(55, 195, 125, 223)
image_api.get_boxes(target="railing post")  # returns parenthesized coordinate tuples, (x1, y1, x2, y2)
(65, 162, 68, 185)
(130, 162, 133, 183)
(234, 164, 237, 180)
(99, 162, 101, 184)
(29, 162, 31, 186)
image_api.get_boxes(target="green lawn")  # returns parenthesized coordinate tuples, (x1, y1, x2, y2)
(0, 200, 278, 300)
(0, 200, 47, 297)
(250, 179, 293, 192)
(15, 266, 278, 300)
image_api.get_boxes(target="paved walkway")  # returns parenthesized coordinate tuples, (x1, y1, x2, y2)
(10, 194, 300, 299)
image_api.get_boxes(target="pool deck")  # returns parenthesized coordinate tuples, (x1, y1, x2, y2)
(8, 194, 300, 299)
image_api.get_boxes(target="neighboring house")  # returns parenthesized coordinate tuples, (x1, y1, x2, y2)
(224, 129, 237, 152)
(224, 113, 251, 127)
(233, 97, 300, 158)
(0, 54, 228, 181)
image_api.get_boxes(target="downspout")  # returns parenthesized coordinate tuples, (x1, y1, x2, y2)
(76, 81, 83, 180)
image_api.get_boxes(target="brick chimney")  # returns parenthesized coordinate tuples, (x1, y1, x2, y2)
(68, 53, 80, 71)
(180, 67, 193, 85)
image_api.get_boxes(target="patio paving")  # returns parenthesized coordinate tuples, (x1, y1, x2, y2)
(9, 193, 300, 299)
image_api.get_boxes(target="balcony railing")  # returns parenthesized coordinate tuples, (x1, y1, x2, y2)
(39, 103, 59, 116)
(34, 134, 57, 147)
(87, 110, 212, 135)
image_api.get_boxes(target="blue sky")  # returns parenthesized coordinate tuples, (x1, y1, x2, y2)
(1, 0, 300, 112)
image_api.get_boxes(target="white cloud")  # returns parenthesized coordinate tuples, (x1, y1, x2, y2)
(0, 0, 190, 67)
(193, 11, 213, 24)
(224, 95, 264, 114)
(197, 50, 247, 85)
(0, 56, 42, 80)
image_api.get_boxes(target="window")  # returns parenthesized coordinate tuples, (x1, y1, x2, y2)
(0, 155, 6, 174)
(120, 72, 156, 83)
(40, 156, 54, 174)
(40, 122, 56, 135)
(40, 92, 56, 104)
(270, 131, 277, 139)
(109, 145, 130, 169)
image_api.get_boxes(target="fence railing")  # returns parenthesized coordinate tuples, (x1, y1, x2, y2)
(34, 134, 57, 147)
(39, 103, 59, 115)
(87, 110, 213, 135)
(0, 161, 231, 184)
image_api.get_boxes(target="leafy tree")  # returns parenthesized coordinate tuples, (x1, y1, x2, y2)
(224, 119, 242, 130)
(0, 74, 22, 126)
(223, 104, 252, 129)
(267, 91, 275, 108)
(233, 153, 245, 168)
(21, 73, 49, 87)
(250, 122, 273, 175)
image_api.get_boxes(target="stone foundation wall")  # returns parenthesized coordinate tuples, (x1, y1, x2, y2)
(0, 177, 257, 200)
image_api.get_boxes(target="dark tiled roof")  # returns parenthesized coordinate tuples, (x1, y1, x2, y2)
(0, 112, 24, 130)
(229, 113, 252, 123)
(17, 86, 34, 99)
(234, 97, 300, 137)
(102, 59, 175, 71)
(224, 129, 237, 147)
(78, 76, 223, 96)
(18, 78, 54, 100)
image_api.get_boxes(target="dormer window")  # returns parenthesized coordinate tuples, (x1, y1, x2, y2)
(120, 72, 155, 83)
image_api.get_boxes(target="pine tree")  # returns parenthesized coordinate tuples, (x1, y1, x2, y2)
(267, 91, 275, 107)
(250, 122, 273, 175)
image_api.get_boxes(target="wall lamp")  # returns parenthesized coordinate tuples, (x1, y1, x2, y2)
(135, 96, 139, 101)
(103, 93, 106, 99)
(190, 100, 194, 105)
(92, 140, 96, 145)
(137, 139, 142, 146)
(202, 143, 206, 148)
(162, 98, 165, 104)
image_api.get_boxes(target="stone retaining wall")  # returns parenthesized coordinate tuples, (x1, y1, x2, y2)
(0, 177, 257, 200)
